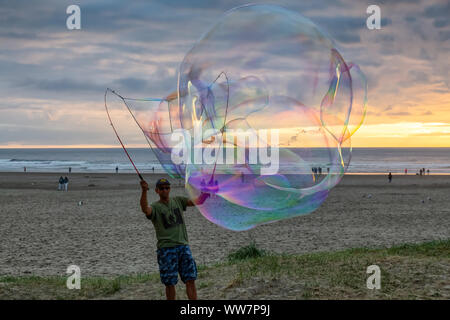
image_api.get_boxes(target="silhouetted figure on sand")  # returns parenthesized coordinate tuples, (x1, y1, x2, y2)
(63, 176, 69, 191)
(58, 176, 64, 191)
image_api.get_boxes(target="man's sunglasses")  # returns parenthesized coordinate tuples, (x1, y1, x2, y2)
(159, 186, 170, 191)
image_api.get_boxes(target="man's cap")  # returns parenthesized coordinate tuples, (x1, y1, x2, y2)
(156, 178, 171, 187)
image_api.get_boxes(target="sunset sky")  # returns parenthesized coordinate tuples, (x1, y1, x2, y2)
(0, 0, 449, 148)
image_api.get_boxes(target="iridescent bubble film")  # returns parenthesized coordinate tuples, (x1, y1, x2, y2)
(107, 4, 367, 231)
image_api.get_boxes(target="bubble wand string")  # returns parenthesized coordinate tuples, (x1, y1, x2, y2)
(104, 88, 144, 181)
(207, 71, 230, 185)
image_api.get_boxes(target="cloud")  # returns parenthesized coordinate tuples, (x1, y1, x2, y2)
(433, 19, 450, 28)
(387, 112, 412, 116)
(424, 2, 450, 18)
(408, 70, 430, 83)
(411, 132, 450, 137)
(438, 30, 450, 41)
(0, 0, 449, 146)
(17, 78, 105, 92)
(0, 31, 40, 39)
(112, 77, 148, 91)
(423, 2, 450, 35)
(0, 125, 111, 145)
(310, 16, 366, 43)
(404, 16, 416, 23)
(310, 14, 392, 44)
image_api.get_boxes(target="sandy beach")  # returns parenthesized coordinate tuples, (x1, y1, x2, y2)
(0, 172, 449, 277)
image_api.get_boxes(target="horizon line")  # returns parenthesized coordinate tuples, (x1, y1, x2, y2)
(1, 146, 450, 149)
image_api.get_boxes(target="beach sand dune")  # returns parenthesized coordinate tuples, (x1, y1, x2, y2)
(0, 172, 449, 276)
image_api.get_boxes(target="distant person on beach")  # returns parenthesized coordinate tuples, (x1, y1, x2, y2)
(388, 172, 392, 183)
(405, 168, 407, 175)
(69, 167, 71, 173)
(58, 176, 64, 191)
(318, 167, 322, 175)
(24, 167, 26, 172)
(63, 176, 69, 191)
(115, 166, 118, 173)
(139, 178, 209, 300)
(427, 169, 430, 175)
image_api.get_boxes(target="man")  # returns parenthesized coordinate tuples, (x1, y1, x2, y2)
(140, 178, 209, 300)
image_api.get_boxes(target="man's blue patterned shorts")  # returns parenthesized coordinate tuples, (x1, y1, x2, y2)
(156, 245, 197, 286)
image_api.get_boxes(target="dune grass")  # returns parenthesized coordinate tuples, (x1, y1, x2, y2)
(227, 241, 268, 262)
(1, 240, 448, 300)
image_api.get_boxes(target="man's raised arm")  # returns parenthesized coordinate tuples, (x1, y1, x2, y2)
(140, 180, 152, 219)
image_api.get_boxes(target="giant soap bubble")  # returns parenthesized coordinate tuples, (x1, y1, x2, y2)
(106, 4, 367, 231)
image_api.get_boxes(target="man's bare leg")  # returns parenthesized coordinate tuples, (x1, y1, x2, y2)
(186, 280, 197, 300)
(166, 285, 176, 300)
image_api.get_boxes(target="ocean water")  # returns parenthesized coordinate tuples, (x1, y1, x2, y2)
(0, 148, 449, 174)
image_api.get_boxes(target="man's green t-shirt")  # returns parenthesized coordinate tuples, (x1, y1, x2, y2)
(150, 196, 189, 249)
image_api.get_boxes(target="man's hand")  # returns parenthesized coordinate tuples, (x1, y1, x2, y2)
(140, 180, 149, 191)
